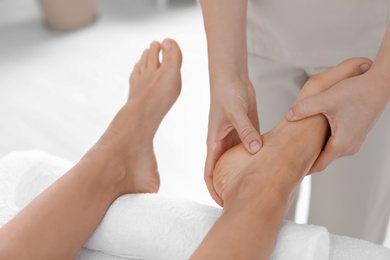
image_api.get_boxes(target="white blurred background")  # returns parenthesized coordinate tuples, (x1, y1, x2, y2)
(0, 0, 213, 205)
(1, 0, 389, 247)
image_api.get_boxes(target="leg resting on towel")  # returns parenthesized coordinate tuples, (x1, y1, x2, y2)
(0, 41, 371, 260)
(0, 39, 182, 259)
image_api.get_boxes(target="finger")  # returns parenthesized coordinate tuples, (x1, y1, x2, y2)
(286, 59, 371, 121)
(204, 151, 224, 206)
(205, 175, 224, 207)
(231, 112, 262, 154)
(248, 94, 261, 133)
(309, 136, 341, 173)
(286, 57, 372, 122)
(286, 91, 332, 121)
(247, 84, 261, 130)
(309, 57, 372, 92)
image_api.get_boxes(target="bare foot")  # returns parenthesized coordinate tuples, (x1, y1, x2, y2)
(92, 39, 182, 194)
(214, 57, 369, 204)
(213, 118, 328, 204)
(0, 39, 182, 260)
(213, 73, 330, 205)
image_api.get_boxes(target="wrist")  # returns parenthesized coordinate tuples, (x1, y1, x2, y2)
(209, 76, 252, 101)
(208, 55, 250, 86)
(366, 66, 390, 103)
(209, 72, 250, 88)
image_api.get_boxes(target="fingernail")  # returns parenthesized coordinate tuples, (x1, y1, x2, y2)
(286, 109, 294, 120)
(249, 140, 261, 153)
(359, 63, 370, 73)
(162, 40, 172, 51)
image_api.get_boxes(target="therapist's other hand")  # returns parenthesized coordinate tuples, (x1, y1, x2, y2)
(285, 57, 389, 173)
(205, 79, 262, 206)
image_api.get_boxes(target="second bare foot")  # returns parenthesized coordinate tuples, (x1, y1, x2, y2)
(91, 39, 182, 194)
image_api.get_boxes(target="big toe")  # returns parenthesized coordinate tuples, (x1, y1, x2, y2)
(161, 38, 182, 70)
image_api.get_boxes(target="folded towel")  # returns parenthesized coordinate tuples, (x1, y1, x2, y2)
(87, 194, 331, 260)
(4, 151, 390, 260)
(9, 150, 330, 260)
(0, 150, 74, 226)
(3, 150, 390, 260)
(330, 235, 390, 260)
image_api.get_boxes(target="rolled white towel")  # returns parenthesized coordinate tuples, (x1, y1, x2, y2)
(0, 150, 73, 226)
(86, 194, 330, 260)
(11, 150, 330, 260)
(3, 150, 390, 259)
(329, 235, 390, 260)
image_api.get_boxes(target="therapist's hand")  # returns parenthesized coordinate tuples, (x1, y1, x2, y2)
(206, 79, 262, 206)
(285, 57, 390, 173)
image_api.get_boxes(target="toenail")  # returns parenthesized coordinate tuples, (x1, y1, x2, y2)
(162, 40, 172, 51)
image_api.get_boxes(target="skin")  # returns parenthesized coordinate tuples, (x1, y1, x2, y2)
(200, 0, 390, 205)
(191, 58, 370, 259)
(286, 24, 390, 172)
(201, 0, 261, 206)
(0, 40, 371, 259)
(0, 39, 182, 259)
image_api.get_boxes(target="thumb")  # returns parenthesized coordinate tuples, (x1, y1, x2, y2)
(286, 57, 372, 121)
(309, 57, 372, 93)
(231, 113, 262, 154)
(285, 93, 330, 121)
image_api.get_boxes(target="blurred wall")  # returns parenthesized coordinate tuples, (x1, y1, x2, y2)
(0, 0, 42, 24)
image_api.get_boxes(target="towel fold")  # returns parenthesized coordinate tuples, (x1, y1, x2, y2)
(2, 150, 390, 260)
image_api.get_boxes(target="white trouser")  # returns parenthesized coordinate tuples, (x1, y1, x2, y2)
(248, 53, 390, 244)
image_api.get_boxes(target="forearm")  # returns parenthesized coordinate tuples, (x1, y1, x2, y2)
(370, 22, 390, 101)
(200, 0, 249, 84)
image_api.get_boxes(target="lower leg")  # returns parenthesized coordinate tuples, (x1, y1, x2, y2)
(0, 39, 182, 259)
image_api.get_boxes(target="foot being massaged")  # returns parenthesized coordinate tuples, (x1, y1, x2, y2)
(0, 39, 388, 259)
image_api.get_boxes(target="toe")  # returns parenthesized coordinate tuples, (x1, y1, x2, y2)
(129, 62, 141, 83)
(140, 49, 150, 72)
(161, 38, 182, 70)
(148, 41, 161, 69)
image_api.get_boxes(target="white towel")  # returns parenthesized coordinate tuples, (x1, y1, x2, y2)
(0, 150, 73, 226)
(3, 150, 390, 260)
(87, 194, 332, 260)
(5, 150, 330, 260)
(4, 151, 390, 260)
(329, 235, 390, 260)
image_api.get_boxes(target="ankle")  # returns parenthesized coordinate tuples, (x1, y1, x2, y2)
(82, 144, 129, 196)
(224, 173, 293, 215)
